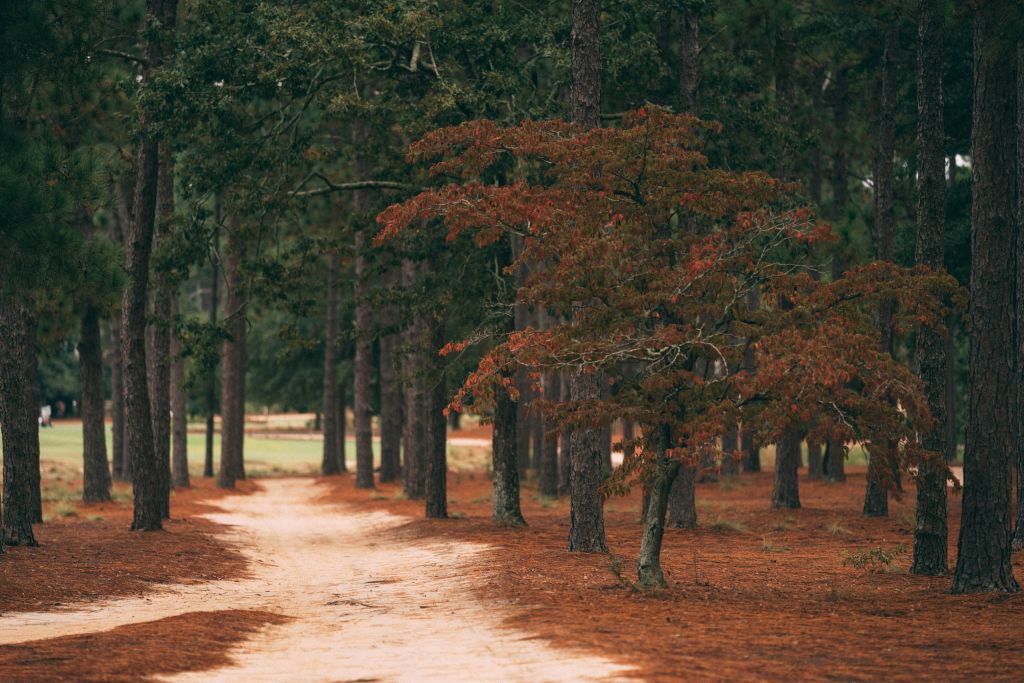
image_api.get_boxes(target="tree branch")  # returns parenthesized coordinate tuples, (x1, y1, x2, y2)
(291, 172, 420, 197)
(94, 48, 148, 66)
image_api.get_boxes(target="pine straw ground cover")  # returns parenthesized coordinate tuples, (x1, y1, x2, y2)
(318, 466, 1024, 682)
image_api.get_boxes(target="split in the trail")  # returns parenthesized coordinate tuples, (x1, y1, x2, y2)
(0, 478, 632, 682)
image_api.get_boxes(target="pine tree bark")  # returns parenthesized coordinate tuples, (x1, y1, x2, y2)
(353, 122, 375, 490)
(667, 465, 697, 529)
(806, 440, 823, 480)
(637, 424, 679, 588)
(110, 317, 126, 481)
(170, 297, 189, 488)
(79, 307, 112, 502)
(771, 433, 801, 510)
(511, 235, 532, 476)
(379, 273, 403, 483)
(539, 371, 560, 497)
(721, 426, 739, 476)
(911, 0, 949, 574)
(558, 372, 572, 495)
(0, 298, 40, 545)
(952, 1, 1020, 593)
(864, 24, 898, 519)
(567, 0, 607, 553)
(424, 315, 448, 519)
(402, 259, 426, 499)
(204, 207, 219, 478)
(218, 220, 247, 489)
(1014, 45, 1024, 552)
(337, 381, 347, 472)
(321, 248, 341, 476)
(492, 372, 526, 525)
(149, 147, 174, 518)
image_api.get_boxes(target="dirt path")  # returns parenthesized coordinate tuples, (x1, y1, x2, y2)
(0, 478, 632, 682)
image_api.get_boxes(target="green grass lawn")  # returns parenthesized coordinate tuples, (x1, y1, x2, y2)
(30, 421, 490, 476)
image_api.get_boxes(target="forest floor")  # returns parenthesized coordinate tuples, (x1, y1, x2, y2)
(2, 462, 1023, 681)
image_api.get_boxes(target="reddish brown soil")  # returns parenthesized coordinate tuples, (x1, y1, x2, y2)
(0, 476, 253, 613)
(318, 467, 1024, 682)
(0, 609, 290, 682)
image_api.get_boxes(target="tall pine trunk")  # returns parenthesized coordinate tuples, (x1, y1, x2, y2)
(402, 259, 426, 499)
(353, 122, 375, 490)
(567, 0, 607, 553)
(538, 371, 560, 497)
(79, 306, 112, 502)
(911, 0, 949, 574)
(0, 298, 40, 545)
(170, 297, 189, 488)
(109, 189, 128, 482)
(558, 371, 572, 494)
(864, 25, 898, 518)
(424, 314, 448, 518)
(204, 207, 219, 478)
(149, 148, 174, 518)
(379, 272, 402, 483)
(321, 248, 341, 476)
(218, 219, 247, 489)
(1015, 44, 1024, 551)
(492, 371, 526, 525)
(951, 1, 1020, 593)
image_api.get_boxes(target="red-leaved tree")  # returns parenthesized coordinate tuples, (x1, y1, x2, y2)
(377, 108, 958, 587)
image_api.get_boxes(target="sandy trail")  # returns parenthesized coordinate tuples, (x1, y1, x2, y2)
(0, 478, 631, 682)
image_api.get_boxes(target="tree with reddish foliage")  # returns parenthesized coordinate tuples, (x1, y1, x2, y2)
(378, 108, 957, 587)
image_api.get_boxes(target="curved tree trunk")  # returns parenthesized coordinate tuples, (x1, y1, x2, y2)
(771, 433, 801, 510)
(170, 297, 189, 489)
(0, 298, 40, 546)
(637, 424, 680, 588)
(321, 248, 341, 476)
(79, 306, 112, 502)
(952, 1, 1020, 594)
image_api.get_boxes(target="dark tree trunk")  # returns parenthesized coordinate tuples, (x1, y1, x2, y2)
(806, 440, 823, 481)
(0, 299, 40, 546)
(538, 371, 560, 497)
(492, 373, 526, 525)
(742, 291, 760, 473)
(567, 0, 607, 553)
(677, 10, 699, 114)
(424, 316, 447, 519)
(402, 260, 426, 499)
(110, 317, 126, 481)
(721, 425, 739, 476)
(511, 235, 532, 476)
(353, 123, 374, 490)
(218, 221, 247, 489)
(204, 206, 219, 478)
(321, 248, 341, 476)
(771, 433, 801, 510)
(149, 148, 174, 517)
(79, 307, 112, 502)
(825, 439, 846, 482)
(170, 297, 189, 488)
(1015, 45, 1024, 552)
(637, 424, 679, 588)
(667, 465, 697, 529)
(109, 193, 128, 483)
(379, 279, 402, 483)
(123, 7, 169, 530)
(911, 0, 948, 574)
(337, 381, 347, 472)
(531, 411, 544, 472)
(952, 2, 1020, 593)
(864, 24, 898, 519)
(558, 372, 572, 495)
